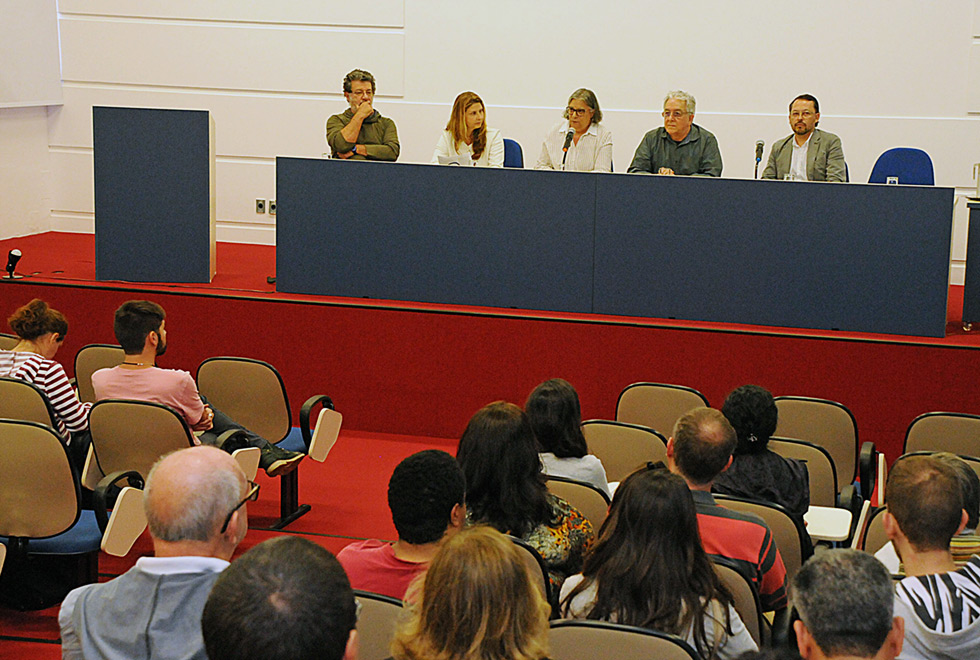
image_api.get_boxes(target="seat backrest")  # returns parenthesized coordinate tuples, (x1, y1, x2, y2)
(850, 499, 872, 550)
(197, 357, 291, 443)
(0, 419, 80, 539)
(868, 147, 935, 185)
(88, 399, 195, 480)
(74, 343, 124, 403)
(581, 420, 667, 483)
(545, 476, 610, 532)
(0, 376, 58, 427)
(904, 412, 980, 458)
(774, 396, 858, 487)
(503, 138, 523, 168)
(767, 437, 838, 507)
(714, 494, 813, 583)
(861, 507, 889, 555)
(0, 332, 18, 350)
(353, 589, 403, 660)
(615, 382, 709, 437)
(548, 620, 699, 660)
(712, 557, 764, 648)
(509, 535, 552, 606)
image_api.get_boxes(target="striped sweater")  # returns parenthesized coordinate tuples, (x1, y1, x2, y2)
(0, 349, 90, 438)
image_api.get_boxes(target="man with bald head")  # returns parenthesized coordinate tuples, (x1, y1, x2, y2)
(667, 407, 788, 612)
(59, 446, 252, 660)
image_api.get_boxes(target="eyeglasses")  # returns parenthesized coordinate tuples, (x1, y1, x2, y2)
(790, 110, 815, 119)
(662, 110, 689, 119)
(220, 481, 260, 533)
(566, 106, 591, 117)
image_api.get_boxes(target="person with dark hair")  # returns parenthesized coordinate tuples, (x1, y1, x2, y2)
(456, 401, 595, 590)
(791, 550, 904, 660)
(91, 300, 304, 477)
(60, 447, 250, 660)
(391, 525, 550, 660)
(668, 407, 788, 612)
(561, 467, 757, 659)
(883, 455, 980, 659)
(762, 94, 846, 182)
(326, 68, 399, 160)
(2, 299, 91, 467)
(203, 536, 357, 660)
(534, 88, 613, 171)
(525, 378, 610, 497)
(876, 452, 980, 573)
(338, 449, 466, 599)
(713, 385, 809, 518)
(431, 91, 504, 167)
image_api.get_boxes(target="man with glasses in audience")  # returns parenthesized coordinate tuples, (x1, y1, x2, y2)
(628, 90, 723, 176)
(762, 94, 846, 182)
(203, 536, 359, 660)
(326, 68, 400, 161)
(59, 447, 253, 660)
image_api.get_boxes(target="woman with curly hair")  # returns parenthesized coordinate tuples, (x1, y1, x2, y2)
(560, 467, 757, 659)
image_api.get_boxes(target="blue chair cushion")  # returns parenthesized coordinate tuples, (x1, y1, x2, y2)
(0, 510, 102, 555)
(277, 426, 306, 453)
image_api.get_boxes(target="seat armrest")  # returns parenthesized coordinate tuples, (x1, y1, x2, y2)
(838, 483, 863, 545)
(301, 395, 335, 449)
(859, 442, 877, 500)
(94, 470, 145, 532)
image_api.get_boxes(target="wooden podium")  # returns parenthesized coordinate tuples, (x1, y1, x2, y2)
(93, 107, 215, 283)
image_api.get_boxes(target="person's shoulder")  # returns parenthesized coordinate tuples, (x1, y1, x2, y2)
(772, 134, 794, 150)
(338, 538, 389, 559)
(486, 127, 502, 139)
(814, 128, 841, 142)
(693, 124, 718, 140)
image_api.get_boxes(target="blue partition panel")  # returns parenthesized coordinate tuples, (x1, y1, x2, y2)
(276, 159, 596, 313)
(593, 176, 953, 336)
(93, 106, 214, 283)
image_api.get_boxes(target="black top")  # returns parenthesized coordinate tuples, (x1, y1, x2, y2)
(712, 450, 810, 518)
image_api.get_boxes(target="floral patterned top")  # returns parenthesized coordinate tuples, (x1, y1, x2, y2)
(521, 495, 595, 592)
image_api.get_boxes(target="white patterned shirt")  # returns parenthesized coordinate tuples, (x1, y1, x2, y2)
(534, 121, 613, 172)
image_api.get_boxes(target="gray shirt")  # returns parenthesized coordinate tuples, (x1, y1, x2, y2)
(627, 124, 723, 176)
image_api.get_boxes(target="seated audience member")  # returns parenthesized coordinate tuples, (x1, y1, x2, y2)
(202, 536, 357, 660)
(525, 378, 610, 497)
(91, 300, 303, 477)
(338, 449, 465, 599)
(876, 452, 980, 573)
(456, 401, 595, 590)
(391, 525, 551, 660)
(791, 550, 904, 660)
(431, 91, 504, 167)
(534, 88, 613, 172)
(884, 455, 980, 659)
(561, 467, 758, 659)
(713, 385, 809, 518)
(326, 68, 399, 161)
(1, 299, 91, 467)
(628, 90, 722, 176)
(59, 447, 250, 660)
(762, 94, 846, 182)
(667, 407, 789, 612)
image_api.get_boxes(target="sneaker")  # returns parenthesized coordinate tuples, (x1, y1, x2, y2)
(260, 444, 304, 478)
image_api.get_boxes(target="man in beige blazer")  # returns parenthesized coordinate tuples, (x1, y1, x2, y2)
(762, 94, 846, 182)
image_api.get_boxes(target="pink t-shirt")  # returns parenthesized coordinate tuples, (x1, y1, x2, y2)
(91, 366, 210, 432)
(337, 539, 427, 600)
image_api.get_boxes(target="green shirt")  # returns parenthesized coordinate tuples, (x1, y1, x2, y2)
(627, 124, 722, 176)
(325, 108, 400, 161)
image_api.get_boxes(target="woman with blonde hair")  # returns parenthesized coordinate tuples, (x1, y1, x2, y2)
(392, 525, 550, 660)
(432, 92, 504, 167)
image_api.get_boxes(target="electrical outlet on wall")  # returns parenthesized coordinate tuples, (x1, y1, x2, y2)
(269, 200, 276, 215)
(255, 199, 266, 213)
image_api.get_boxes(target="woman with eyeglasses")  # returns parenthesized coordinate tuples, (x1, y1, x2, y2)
(560, 467, 757, 660)
(432, 91, 504, 167)
(533, 88, 613, 172)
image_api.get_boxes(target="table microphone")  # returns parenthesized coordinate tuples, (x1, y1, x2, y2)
(561, 128, 575, 170)
(754, 140, 765, 179)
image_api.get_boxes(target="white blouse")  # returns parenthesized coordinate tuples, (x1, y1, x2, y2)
(534, 121, 613, 172)
(431, 128, 504, 167)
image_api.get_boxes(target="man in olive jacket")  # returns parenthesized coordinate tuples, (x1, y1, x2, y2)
(326, 69, 399, 161)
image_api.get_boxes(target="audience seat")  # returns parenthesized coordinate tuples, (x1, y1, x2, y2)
(352, 589, 403, 660)
(73, 343, 124, 403)
(616, 382, 709, 438)
(904, 412, 980, 458)
(545, 475, 610, 532)
(859, 507, 889, 556)
(0, 332, 17, 350)
(581, 419, 667, 483)
(548, 619, 700, 660)
(774, 396, 864, 492)
(898, 450, 980, 482)
(712, 556, 766, 648)
(508, 535, 553, 611)
(767, 437, 838, 508)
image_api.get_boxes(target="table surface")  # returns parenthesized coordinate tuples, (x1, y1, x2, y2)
(804, 505, 853, 542)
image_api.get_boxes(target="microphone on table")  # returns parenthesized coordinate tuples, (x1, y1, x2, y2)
(754, 140, 765, 179)
(561, 127, 575, 171)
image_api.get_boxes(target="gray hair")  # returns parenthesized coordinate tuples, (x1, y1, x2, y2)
(562, 88, 602, 124)
(144, 451, 243, 542)
(664, 90, 696, 115)
(343, 69, 376, 94)
(791, 550, 894, 658)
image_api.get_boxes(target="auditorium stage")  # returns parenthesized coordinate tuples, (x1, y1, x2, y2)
(2, 231, 979, 462)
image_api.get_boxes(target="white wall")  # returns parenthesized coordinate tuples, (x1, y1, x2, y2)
(6, 1, 980, 279)
(0, 106, 54, 239)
